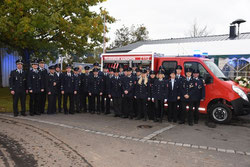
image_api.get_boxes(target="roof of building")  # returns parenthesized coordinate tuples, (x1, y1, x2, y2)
(107, 32, 250, 53)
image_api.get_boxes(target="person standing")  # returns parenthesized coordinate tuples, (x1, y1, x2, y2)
(82, 66, 91, 113)
(101, 65, 109, 114)
(46, 65, 57, 114)
(167, 70, 180, 123)
(38, 59, 48, 114)
(152, 70, 168, 122)
(179, 68, 195, 126)
(135, 69, 150, 121)
(175, 65, 184, 120)
(9, 59, 28, 117)
(73, 67, 81, 113)
(192, 69, 205, 124)
(148, 71, 156, 120)
(108, 69, 123, 117)
(121, 67, 135, 119)
(61, 64, 77, 114)
(28, 59, 44, 116)
(88, 68, 103, 114)
(55, 64, 63, 113)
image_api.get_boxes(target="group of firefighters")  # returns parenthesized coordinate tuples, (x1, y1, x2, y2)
(9, 58, 205, 126)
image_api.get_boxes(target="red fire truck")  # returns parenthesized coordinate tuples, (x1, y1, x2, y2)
(101, 52, 250, 123)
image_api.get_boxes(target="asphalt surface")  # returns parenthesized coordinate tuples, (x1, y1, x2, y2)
(0, 112, 249, 167)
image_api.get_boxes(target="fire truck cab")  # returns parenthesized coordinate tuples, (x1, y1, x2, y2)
(101, 52, 250, 123)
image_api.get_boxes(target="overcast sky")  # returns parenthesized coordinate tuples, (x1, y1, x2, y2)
(94, 0, 250, 43)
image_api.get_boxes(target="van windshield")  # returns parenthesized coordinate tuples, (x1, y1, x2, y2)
(204, 60, 229, 80)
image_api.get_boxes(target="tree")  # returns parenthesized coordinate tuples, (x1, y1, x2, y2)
(186, 19, 211, 37)
(0, 0, 115, 62)
(111, 24, 149, 49)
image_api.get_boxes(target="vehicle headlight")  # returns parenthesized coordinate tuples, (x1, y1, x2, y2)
(232, 85, 249, 102)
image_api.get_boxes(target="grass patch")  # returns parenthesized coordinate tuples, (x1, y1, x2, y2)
(0, 87, 30, 113)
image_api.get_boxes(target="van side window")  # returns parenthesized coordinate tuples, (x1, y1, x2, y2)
(162, 61, 177, 77)
(184, 62, 210, 79)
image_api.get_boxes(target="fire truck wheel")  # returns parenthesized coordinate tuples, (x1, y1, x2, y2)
(209, 104, 232, 124)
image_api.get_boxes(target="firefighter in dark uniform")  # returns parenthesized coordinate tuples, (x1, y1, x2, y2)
(73, 67, 81, 113)
(192, 69, 205, 124)
(108, 69, 123, 117)
(179, 68, 195, 125)
(38, 59, 48, 114)
(28, 59, 45, 116)
(134, 69, 150, 121)
(82, 66, 91, 113)
(55, 64, 63, 113)
(121, 67, 135, 119)
(9, 59, 28, 117)
(46, 65, 57, 114)
(78, 66, 84, 112)
(176, 65, 184, 120)
(133, 68, 141, 117)
(132, 64, 137, 77)
(101, 65, 110, 114)
(88, 68, 103, 114)
(152, 70, 168, 122)
(148, 70, 156, 120)
(61, 64, 78, 114)
(105, 68, 114, 114)
(167, 70, 181, 122)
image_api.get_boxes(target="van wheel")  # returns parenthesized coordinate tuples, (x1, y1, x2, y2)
(209, 104, 232, 124)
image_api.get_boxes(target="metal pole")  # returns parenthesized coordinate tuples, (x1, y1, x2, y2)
(103, 14, 106, 54)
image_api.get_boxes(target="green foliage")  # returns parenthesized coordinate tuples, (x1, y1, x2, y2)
(110, 24, 149, 49)
(0, 0, 115, 59)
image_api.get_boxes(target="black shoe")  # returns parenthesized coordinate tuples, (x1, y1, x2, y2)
(179, 121, 185, 124)
(30, 114, 34, 116)
(153, 119, 158, 122)
(135, 117, 141, 120)
(129, 116, 133, 120)
(173, 120, 177, 123)
(21, 113, 27, 116)
(168, 120, 172, 122)
(64, 112, 68, 115)
(122, 115, 128, 119)
(194, 121, 198, 124)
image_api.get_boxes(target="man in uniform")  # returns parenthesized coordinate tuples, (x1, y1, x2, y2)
(180, 68, 195, 126)
(73, 67, 81, 113)
(28, 59, 44, 116)
(176, 65, 184, 120)
(148, 70, 156, 120)
(82, 66, 91, 113)
(38, 59, 48, 114)
(9, 59, 28, 117)
(167, 70, 181, 122)
(61, 64, 78, 114)
(192, 69, 205, 124)
(55, 64, 63, 113)
(152, 70, 168, 122)
(108, 69, 122, 117)
(121, 67, 135, 119)
(101, 65, 109, 114)
(88, 68, 103, 114)
(46, 65, 57, 114)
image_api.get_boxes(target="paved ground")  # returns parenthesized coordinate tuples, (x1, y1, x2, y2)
(0, 112, 249, 167)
